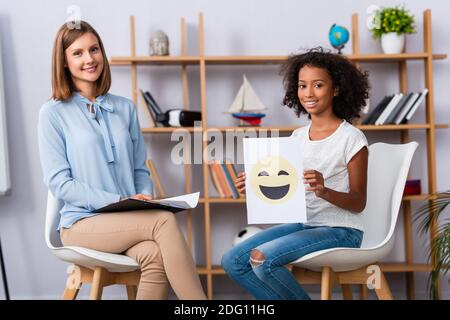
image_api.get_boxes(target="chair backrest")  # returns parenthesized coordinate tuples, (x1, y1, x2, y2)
(45, 191, 64, 249)
(360, 142, 418, 249)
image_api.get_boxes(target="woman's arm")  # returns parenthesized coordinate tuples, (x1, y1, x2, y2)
(129, 105, 154, 196)
(304, 147, 368, 213)
(38, 106, 121, 210)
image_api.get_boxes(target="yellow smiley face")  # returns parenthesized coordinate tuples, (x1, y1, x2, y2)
(250, 156, 298, 204)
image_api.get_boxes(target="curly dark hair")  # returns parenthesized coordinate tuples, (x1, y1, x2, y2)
(281, 47, 369, 122)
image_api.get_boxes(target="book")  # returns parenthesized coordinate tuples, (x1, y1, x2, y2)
(212, 160, 232, 198)
(362, 95, 392, 125)
(138, 89, 157, 127)
(375, 93, 403, 125)
(405, 89, 428, 121)
(94, 192, 200, 213)
(384, 93, 413, 124)
(208, 162, 225, 197)
(225, 160, 244, 198)
(393, 92, 420, 124)
(403, 179, 421, 196)
(221, 163, 239, 199)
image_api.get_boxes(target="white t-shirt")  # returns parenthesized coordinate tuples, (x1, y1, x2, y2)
(292, 120, 368, 231)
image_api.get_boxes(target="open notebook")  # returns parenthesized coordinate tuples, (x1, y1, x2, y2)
(94, 192, 200, 213)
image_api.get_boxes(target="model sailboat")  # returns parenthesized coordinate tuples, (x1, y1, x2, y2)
(225, 75, 267, 126)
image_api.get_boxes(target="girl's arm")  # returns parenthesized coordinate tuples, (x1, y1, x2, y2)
(304, 147, 368, 213)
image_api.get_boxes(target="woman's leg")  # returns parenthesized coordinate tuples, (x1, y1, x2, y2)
(60, 210, 206, 300)
(124, 240, 169, 299)
(251, 226, 363, 300)
(221, 223, 308, 299)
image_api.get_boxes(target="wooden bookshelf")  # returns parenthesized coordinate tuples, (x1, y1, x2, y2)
(111, 10, 447, 300)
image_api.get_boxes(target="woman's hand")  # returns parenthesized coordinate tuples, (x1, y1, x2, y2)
(235, 172, 246, 194)
(303, 170, 328, 198)
(128, 194, 154, 201)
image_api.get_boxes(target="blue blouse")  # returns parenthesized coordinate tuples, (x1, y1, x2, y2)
(38, 92, 153, 230)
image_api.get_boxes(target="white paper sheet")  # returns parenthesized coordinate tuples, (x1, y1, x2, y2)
(157, 192, 200, 208)
(243, 136, 307, 224)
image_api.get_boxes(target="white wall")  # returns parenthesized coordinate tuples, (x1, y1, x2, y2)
(0, 0, 448, 299)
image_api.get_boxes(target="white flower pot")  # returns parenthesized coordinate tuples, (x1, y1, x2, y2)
(381, 32, 405, 54)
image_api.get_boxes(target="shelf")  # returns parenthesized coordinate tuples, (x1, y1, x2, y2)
(357, 124, 449, 130)
(205, 56, 287, 65)
(197, 263, 433, 276)
(380, 263, 433, 273)
(141, 124, 449, 133)
(202, 195, 434, 203)
(110, 56, 202, 65)
(346, 53, 447, 62)
(111, 53, 447, 66)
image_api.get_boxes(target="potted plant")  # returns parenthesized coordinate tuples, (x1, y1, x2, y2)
(415, 191, 450, 299)
(369, 5, 416, 54)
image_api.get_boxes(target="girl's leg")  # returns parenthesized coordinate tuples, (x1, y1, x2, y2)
(251, 226, 363, 300)
(60, 210, 206, 300)
(221, 223, 308, 299)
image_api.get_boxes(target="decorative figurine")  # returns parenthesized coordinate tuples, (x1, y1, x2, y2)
(149, 30, 169, 56)
(225, 75, 267, 126)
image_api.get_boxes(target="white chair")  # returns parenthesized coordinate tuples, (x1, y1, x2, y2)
(290, 142, 418, 300)
(45, 192, 141, 300)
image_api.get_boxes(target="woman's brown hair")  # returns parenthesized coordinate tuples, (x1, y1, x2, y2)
(51, 21, 111, 100)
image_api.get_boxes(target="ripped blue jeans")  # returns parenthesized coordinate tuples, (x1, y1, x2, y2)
(221, 223, 363, 300)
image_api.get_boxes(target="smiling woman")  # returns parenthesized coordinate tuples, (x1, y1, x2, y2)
(38, 20, 206, 300)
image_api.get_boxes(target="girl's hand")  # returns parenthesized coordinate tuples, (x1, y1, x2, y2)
(129, 194, 154, 201)
(303, 170, 328, 198)
(235, 172, 246, 194)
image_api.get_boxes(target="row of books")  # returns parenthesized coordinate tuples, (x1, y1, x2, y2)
(362, 89, 428, 125)
(208, 160, 244, 198)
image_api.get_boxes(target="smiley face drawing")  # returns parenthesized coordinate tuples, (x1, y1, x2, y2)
(250, 156, 298, 204)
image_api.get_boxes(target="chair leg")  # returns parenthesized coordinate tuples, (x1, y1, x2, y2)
(341, 284, 353, 300)
(89, 266, 107, 300)
(62, 287, 80, 300)
(374, 271, 393, 300)
(321, 267, 333, 300)
(62, 264, 82, 300)
(126, 285, 138, 300)
(359, 284, 369, 300)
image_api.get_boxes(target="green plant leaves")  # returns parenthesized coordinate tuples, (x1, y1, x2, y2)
(414, 191, 450, 299)
(370, 5, 416, 39)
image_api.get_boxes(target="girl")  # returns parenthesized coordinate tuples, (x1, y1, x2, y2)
(222, 47, 370, 300)
(38, 21, 206, 300)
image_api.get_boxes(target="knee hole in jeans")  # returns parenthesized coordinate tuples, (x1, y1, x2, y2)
(249, 249, 265, 268)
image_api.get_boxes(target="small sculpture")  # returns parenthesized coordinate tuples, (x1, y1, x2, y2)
(149, 30, 169, 56)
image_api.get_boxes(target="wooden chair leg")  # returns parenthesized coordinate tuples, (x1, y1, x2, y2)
(374, 271, 393, 300)
(341, 284, 353, 300)
(89, 266, 107, 300)
(126, 285, 138, 300)
(62, 287, 80, 300)
(62, 264, 82, 300)
(321, 267, 333, 300)
(359, 284, 369, 300)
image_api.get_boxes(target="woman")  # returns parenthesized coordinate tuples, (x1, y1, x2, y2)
(38, 20, 206, 300)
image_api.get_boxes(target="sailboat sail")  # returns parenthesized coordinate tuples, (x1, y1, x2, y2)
(226, 75, 267, 114)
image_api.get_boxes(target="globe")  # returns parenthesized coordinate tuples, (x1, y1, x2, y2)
(329, 24, 349, 54)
